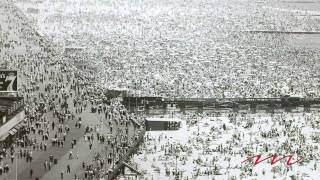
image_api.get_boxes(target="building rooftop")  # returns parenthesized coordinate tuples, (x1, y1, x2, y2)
(0, 97, 23, 106)
(145, 117, 182, 122)
(0, 96, 24, 115)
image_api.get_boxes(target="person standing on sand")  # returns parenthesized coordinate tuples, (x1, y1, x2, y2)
(30, 169, 33, 178)
(61, 169, 64, 179)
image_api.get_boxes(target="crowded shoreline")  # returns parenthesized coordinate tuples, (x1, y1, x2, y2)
(124, 111, 320, 179)
(13, 0, 320, 99)
(1, 0, 320, 179)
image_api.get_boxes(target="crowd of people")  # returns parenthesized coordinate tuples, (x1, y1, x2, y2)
(1, 0, 320, 179)
(0, 0, 145, 179)
(13, 0, 320, 98)
(129, 111, 320, 179)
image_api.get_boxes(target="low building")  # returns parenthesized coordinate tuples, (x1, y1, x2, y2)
(0, 97, 25, 146)
(145, 117, 181, 131)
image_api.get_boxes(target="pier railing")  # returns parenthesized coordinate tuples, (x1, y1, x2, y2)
(123, 96, 319, 108)
(107, 128, 146, 179)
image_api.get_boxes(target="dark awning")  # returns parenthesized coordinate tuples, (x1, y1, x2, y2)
(8, 128, 17, 135)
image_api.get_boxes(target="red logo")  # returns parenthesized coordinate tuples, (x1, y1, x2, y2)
(242, 154, 304, 166)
